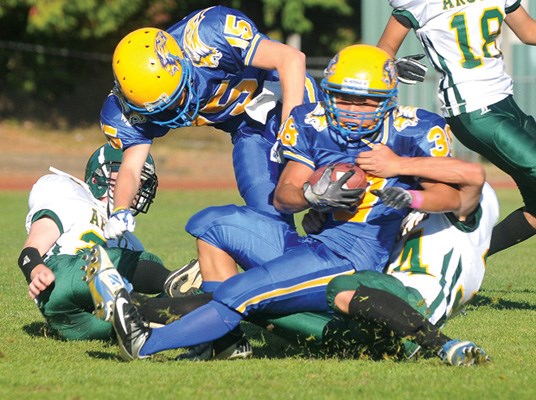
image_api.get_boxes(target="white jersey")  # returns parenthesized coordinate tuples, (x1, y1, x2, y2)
(389, 0, 521, 116)
(385, 183, 499, 325)
(25, 173, 142, 259)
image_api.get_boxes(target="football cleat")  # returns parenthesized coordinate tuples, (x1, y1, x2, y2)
(214, 337, 253, 360)
(438, 339, 490, 366)
(113, 288, 151, 361)
(164, 259, 202, 297)
(176, 342, 213, 361)
(83, 245, 126, 321)
(176, 335, 253, 361)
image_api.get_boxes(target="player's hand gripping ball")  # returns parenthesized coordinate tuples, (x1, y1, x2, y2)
(303, 163, 367, 212)
(308, 163, 367, 189)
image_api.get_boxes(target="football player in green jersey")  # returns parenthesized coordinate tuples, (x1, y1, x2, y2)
(18, 144, 203, 340)
(378, 0, 536, 256)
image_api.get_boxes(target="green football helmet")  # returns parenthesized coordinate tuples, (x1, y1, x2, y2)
(85, 143, 158, 215)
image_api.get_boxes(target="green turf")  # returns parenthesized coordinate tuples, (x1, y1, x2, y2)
(0, 188, 535, 400)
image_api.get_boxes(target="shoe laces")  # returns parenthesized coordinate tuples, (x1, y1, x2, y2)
(123, 303, 149, 340)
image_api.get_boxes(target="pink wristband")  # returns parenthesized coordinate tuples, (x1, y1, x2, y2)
(408, 190, 424, 209)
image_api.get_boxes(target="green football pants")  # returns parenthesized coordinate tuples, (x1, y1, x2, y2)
(447, 95, 536, 214)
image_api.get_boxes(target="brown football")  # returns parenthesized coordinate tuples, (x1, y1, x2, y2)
(308, 162, 367, 189)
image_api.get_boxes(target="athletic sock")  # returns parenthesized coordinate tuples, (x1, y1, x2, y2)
(129, 260, 171, 294)
(348, 286, 449, 350)
(488, 207, 536, 256)
(132, 292, 213, 325)
(140, 300, 242, 355)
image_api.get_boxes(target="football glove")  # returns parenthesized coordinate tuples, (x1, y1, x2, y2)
(395, 54, 428, 85)
(371, 187, 412, 210)
(302, 209, 328, 235)
(400, 210, 427, 237)
(104, 208, 135, 239)
(303, 166, 365, 212)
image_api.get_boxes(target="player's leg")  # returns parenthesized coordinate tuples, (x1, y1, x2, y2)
(82, 245, 130, 321)
(108, 209, 293, 359)
(108, 248, 172, 294)
(115, 241, 353, 359)
(327, 272, 489, 365)
(231, 130, 294, 225)
(41, 254, 115, 340)
(185, 205, 297, 357)
(447, 96, 536, 255)
(113, 292, 243, 359)
(328, 273, 448, 347)
(214, 240, 355, 316)
(186, 204, 299, 291)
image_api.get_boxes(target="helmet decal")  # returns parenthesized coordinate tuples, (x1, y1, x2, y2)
(183, 9, 222, 68)
(323, 54, 338, 80)
(382, 59, 397, 88)
(155, 31, 181, 76)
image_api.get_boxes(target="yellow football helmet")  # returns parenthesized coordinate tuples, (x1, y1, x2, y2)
(321, 44, 398, 140)
(112, 27, 199, 128)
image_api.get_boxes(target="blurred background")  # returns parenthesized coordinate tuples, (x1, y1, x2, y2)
(2, 0, 532, 186)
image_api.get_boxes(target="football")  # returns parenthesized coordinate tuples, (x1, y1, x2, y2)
(308, 163, 367, 190)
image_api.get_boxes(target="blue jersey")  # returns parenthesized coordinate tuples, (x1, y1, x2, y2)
(278, 103, 453, 270)
(100, 6, 321, 150)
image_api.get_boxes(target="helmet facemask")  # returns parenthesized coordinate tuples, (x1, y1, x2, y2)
(85, 144, 158, 216)
(323, 89, 398, 141)
(321, 45, 399, 141)
(132, 161, 159, 215)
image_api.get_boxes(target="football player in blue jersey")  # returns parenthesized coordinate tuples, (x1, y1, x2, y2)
(100, 6, 322, 240)
(88, 44, 468, 361)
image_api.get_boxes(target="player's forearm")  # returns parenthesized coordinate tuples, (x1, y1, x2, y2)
(113, 169, 140, 210)
(274, 183, 309, 213)
(396, 157, 485, 188)
(505, 6, 536, 45)
(277, 51, 306, 121)
(414, 183, 461, 213)
(377, 16, 410, 57)
(252, 39, 306, 121)
(281, 58, 305, 121)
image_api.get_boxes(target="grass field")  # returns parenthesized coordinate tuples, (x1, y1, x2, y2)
(1, 187, 535, 400)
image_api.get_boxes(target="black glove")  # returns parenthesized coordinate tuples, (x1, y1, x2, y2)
(395, 54, 428, 85)
(302, 209, 328, 235)
(371, 187, 412, 210)
(303, 166, 365, 212)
